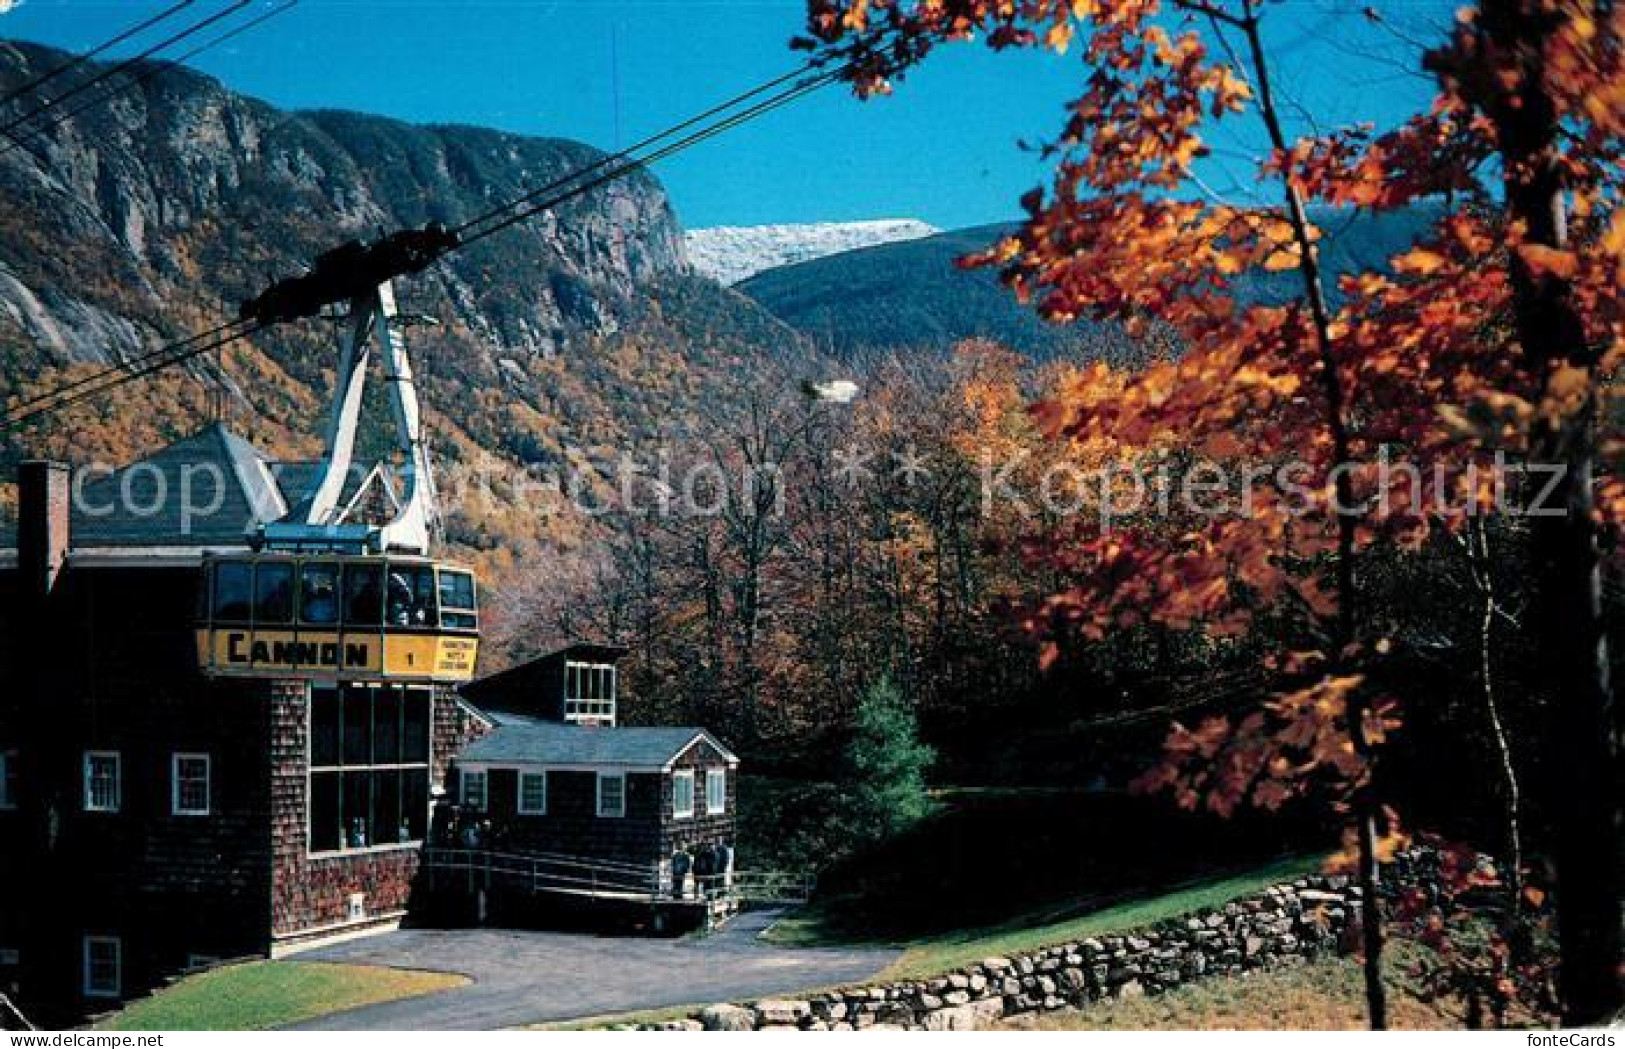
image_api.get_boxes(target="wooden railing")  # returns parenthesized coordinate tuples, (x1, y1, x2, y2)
(422, 847, 814, 906)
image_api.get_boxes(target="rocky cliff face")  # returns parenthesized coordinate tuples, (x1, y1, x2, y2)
(0, 39, 815, 582)
(0, 39, 686, 368)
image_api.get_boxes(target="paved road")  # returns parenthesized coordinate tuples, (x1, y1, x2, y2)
(286, 911, 899, 1030)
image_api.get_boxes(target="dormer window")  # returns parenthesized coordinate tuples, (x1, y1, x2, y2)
(564, 661, 617, 725)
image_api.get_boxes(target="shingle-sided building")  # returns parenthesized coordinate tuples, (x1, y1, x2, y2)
(445, 646, 739, 918)
(0, 427, 486, 1024)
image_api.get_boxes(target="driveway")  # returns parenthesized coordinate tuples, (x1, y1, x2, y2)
(285, 910, 900, 1029)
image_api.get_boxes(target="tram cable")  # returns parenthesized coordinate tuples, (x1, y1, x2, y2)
(1, 321, 262, 433)
(0, 33, 894, 432)
(0, 0, 301, 161)
(0, 0, 252, 142)
(0, 0, 199, 112)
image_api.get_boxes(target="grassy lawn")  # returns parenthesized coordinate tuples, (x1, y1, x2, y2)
(97, 961, 466, 1031)
(769, 854, 1323, 982)
(1003, 942, 1470, 1030)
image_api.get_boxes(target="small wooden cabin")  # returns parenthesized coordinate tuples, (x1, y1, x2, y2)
(445, 643, 739, 876)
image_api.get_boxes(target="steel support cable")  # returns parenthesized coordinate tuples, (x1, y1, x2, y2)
(0, 0, 199, 111)
(0, 1, 299, 161)
(0, 0, 252, 140)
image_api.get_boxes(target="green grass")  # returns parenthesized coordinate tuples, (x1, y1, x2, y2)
(770, 854, 1323, 982)
(1004, 940, 1503, 1031)
(97, 961, 467, 1031)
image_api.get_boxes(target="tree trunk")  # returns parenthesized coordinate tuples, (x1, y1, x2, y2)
(1474, 0, 1625, 1023)
(1238, 12, 1387, 1029)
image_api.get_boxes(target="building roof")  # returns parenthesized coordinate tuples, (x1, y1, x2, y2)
(457, 717, 739, 771)
(2, 423, 398, 554)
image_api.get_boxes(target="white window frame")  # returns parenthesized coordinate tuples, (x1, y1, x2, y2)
(0, 749, 16, 810)
(171, 753, 212, 817)
(518, 770, 548, 816)
(461, 769, 488, 813)
(672, 770, 695, 819)
(83, 751, 121, 814)
(82, 935, 121, 999)
(706, 768, 727, 815)
(596, 772, 626, 818)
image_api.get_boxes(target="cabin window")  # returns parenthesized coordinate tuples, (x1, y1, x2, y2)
(462, 769, 489, 813)
(300, 563, 341, 625)
(438, 569, 478, 630)
(672, 771, 695, 819)
(706, 769, 727, 815)
(565, 662, 617, 722)
(171, 753, 211, 816)
(596, 772, 625, 818)
(82, 935, 121, 999)
(83, 752, 121, 813)
(0, 749, 16, 810)
(518, 771, 547, 815)
(344, 563, 385, 625)
(212, 561, 253, 623)
(308, 685, 431, 854)
(386, 565, 438, 627)
(254, 562, 295, 624)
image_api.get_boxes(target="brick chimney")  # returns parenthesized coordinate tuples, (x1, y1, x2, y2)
(17, 460, 70, 599)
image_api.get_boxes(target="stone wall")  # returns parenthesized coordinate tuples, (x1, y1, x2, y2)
(645, 873, 1360, 1031)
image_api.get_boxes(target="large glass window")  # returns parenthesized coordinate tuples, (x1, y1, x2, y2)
(385, 565, 438, 627)
(212, 561, 253, 623)
(300, 563, 340, 626)
(254, 562, 294, 624)
(344, 563, 384, 626)
(438, 569, 478, 630)
(309, 685, 431, 854)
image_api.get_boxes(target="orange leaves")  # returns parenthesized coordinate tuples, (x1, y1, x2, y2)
(1140, 673, 1405, 821)
(1516, 243, 1581, 280)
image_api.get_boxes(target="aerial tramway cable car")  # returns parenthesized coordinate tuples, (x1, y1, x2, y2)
(196, 232, 480, 683)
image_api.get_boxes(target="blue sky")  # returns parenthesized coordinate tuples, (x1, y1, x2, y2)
(1, 0, 1452, 229)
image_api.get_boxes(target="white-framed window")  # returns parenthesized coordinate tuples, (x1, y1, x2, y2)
(82, 935, 121, 999)
(596, 772, 626, 818)
(564, 661, 617, 723)
(0, 749, 17, 810)
(461, 769, 488, 813)
(83, 751, 121, 813)
(672, 770, 695, 819)
(518, 771, 548, 815)
(171, 753, 211, 816)
(706, 768, 727, 815)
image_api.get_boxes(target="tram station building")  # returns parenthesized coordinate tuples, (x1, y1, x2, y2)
(0, 425, 488, 1024)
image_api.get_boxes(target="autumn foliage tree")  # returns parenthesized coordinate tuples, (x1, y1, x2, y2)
(798, 0, 1624, 1027)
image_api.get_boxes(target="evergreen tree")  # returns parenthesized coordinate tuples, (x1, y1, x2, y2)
(846, 675, 935, 841)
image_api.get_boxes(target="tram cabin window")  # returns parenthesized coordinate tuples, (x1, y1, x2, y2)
(386, 565, 438, 627)
(212, 561, 253, 623)
(438, 569, 477, 630)
(301, 563, 341, 626)
(254, 562, 295, 624)
(345, 563, 384, 626)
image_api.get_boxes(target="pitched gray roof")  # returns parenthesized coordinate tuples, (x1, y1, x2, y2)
(457, 718, 738, 769)
(71, 424, 285, 548)
(10, 423, 402, 550)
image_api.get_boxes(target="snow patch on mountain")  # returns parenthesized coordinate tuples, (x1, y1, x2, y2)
(685, 219, 940, 285)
